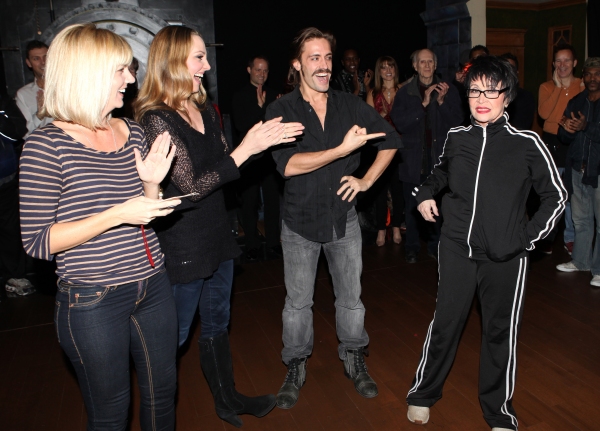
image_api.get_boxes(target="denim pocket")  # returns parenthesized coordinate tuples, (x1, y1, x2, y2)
(62, 283, 111, 308)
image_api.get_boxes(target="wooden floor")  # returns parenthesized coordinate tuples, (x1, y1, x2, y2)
(1, 237, 599, 431)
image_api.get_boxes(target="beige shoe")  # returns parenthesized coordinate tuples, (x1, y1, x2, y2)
(491, 428, 514, 431)
(376, 230, 386, 247)
(392, 227, 402, 244)
(407, 405, 430, 424)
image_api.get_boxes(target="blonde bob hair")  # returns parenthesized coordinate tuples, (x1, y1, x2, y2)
(43, 23, 133, 130)
(135, 26, 207, 123)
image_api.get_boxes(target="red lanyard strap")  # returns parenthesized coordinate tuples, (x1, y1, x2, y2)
(140, 225, 155, 268)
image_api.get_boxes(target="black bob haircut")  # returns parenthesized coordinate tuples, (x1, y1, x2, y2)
(464, 55, 518, 104)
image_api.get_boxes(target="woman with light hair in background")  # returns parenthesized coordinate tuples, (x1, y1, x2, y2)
(19, 23, 180, 430)
(135, 25, 303, 428)
(367, 55, 404, 246)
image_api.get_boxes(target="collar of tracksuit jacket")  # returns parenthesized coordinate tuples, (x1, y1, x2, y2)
(469, 112, 510, 136)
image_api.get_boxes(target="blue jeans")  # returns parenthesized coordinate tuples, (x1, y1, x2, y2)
(571, 169, 600, 275)
(55, 270, 177, 431)
(280, 208, 369, 364)
(171, 259, 233, 346)
(564, 201, 575, 243)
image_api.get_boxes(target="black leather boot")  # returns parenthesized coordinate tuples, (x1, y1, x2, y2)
(343, 347, 378, 398)
(199, 332, 276, 428)
(276, 357, 307, 409)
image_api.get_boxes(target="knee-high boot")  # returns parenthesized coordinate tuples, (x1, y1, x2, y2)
(199, 331, 276, 428)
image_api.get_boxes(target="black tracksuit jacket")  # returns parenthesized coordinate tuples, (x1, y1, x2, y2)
(414, 113, 567, 262)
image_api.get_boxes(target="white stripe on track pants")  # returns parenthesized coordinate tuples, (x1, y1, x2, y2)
(407, 236, 527, 431)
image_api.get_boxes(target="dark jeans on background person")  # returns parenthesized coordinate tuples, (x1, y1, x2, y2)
(238, 169, 282, 251)
(374, 163, 404, 230)
(538, 132, 574, 246)
(280, 208, 369, 364)
(172, 259, 234, 346)
(55, 269, 177, 431)
(403, 178, 442, 254)
(407, 236, 527, 430)
(0, 176, 29, 280)
(542, 132, 568, 170)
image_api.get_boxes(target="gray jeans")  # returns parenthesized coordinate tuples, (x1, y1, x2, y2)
(280, 208, 369, 364)
(571, 169, 600, 275)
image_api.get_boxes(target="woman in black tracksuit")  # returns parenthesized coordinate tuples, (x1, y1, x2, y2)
(405, 56, 567, 431)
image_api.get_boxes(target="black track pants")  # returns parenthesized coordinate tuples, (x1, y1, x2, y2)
(407, 237, 527, 430)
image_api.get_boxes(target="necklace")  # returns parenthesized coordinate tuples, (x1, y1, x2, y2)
(83, 121, 117, 151)
(383, 86, 395, 102)
(107, 121, 117, 151)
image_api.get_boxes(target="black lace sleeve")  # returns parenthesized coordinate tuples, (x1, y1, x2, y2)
(140, 111, 240, 202)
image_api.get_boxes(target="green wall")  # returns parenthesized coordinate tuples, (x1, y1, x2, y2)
(487, 4, 586, 101)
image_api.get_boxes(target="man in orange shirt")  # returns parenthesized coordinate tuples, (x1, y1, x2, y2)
(538, 43, 583, 255)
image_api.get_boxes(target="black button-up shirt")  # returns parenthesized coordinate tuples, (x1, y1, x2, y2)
(266, 86, 402, 242)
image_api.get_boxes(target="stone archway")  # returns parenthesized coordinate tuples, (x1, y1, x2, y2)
(41, 2, 169, 85)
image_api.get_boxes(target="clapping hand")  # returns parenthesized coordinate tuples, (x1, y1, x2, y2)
(240, 117, 304, 155)
(364, 69, 374, 88)
(36, 89, 45, 120)
(352, 71, 361, 95)
(257, 84, 266, 108)
(423, 83, 449, 107)
(566, 111, 586, 132)
(134, 131, 176, 186)
(436, 82, 450, 105)
(422, 85, 437, 107)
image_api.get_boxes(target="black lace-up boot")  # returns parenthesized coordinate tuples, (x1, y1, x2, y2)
(199, 332, 276, 428)
(276, 357, 307, 409)
(343, 347, 378, 398)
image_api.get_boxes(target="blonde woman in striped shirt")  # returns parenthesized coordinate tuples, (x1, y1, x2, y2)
(19, 24, 180, 431)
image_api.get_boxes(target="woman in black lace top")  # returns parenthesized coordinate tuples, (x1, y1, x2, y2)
(135, 26, 303, 428)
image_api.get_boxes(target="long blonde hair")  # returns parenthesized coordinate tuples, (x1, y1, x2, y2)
(135, 25, 207, 122)
(43, 23, 132, 130)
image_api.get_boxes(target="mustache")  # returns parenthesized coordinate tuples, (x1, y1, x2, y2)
(312, 68, 332, 76)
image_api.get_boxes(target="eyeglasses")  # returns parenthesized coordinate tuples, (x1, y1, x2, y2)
(467, 87, 509, 99)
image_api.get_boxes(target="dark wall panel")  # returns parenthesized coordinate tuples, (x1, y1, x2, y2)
(213, 0, 427, 115)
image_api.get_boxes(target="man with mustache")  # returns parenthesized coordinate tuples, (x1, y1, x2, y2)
(265, 27, 401, 409)
(556, 57, 600, 287)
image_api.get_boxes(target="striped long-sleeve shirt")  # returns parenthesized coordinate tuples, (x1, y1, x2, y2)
(19, 119, 164, 285)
